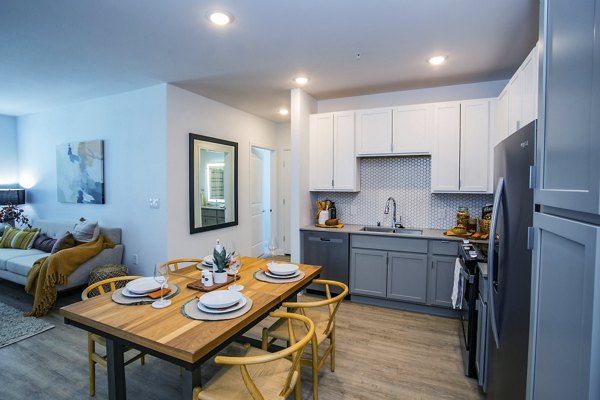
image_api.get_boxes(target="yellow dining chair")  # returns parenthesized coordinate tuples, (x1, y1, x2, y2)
(194, 311, 315, 400)
(261, 279, 349, 400)
(81, 276, 146, 397)
(160, 258, 205, 272)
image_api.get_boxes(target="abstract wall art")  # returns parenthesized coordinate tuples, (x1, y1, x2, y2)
(56, 140, 104, 204)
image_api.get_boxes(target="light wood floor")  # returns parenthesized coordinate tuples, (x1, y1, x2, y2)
(0, 279, 483, 400)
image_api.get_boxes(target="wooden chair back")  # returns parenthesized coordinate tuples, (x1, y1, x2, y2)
(160, 258, 204, 272)
(282, 279, 348, 337)
(214, 311, 315, 399)
(81, 275, 143, 300)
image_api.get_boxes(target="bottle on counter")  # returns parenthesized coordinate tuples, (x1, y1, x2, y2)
(330, 202, 337, 219)
(456, 207, 470, 228)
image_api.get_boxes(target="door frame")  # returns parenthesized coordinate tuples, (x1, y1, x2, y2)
(249, 142, 277, 257)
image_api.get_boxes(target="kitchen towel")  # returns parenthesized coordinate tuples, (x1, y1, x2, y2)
(451, 257, 464, 309)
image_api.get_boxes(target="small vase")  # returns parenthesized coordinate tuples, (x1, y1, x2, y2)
(213, 271, 228, 284)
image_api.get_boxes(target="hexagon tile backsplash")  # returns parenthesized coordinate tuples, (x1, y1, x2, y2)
(312, 157, 494, 230)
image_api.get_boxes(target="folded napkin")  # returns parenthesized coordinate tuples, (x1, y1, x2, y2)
(147, 287, 171, 299)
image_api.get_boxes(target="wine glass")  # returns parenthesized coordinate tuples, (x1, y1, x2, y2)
(268, 238, 278, 257)
(228, 257, 243, 291)
(152, 263, 171, 309)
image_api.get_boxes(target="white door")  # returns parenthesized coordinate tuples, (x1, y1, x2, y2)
(282, 149, 291, 254)
(250, 150, 265, 257)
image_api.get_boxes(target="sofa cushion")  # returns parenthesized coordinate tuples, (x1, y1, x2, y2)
(51, 232, 75, 254)
(0, 248, 46, 271)
(0, 227, 40, 249)
(33, 233, 57, 253)
(5, 254, 49, 276)
(72, 219, 100, 243)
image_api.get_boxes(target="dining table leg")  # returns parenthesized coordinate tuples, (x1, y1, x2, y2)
(182, 367, 202, 400)
(106, 338, 127, 400)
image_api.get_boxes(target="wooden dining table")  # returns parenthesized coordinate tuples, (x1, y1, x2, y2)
(60, 256, 321, 400)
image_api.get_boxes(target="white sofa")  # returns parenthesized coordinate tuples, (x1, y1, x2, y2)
(0, 219, 124, 291)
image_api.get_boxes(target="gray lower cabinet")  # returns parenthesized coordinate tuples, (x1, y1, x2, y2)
(387, 251, 428, 303)
(428, 255, 456, 308)
(349, 249, 387, 297)
(529, 212, 600, 400)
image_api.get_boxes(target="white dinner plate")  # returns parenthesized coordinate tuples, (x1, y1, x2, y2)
(125, 277, 161, 294)
(264, 270, 301, 279)
(267, 263, 299, 276)
(197, 296, 247, 314)
(121, 287, 152, 298)
(199, 290, 243, 309)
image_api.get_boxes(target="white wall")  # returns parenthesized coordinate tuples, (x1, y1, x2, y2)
(0, 115, 18, 185)
(276, 123, 291, 254)
(166, 85, 279, 260)
(17, 85, 168, 275)
(290, 89, 316, 262)
(317, 80, 508, 112)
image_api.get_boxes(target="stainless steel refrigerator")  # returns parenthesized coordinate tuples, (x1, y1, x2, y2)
(486, 121, 536, 399)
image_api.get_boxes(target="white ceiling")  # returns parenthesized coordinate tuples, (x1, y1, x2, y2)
(0, 0, 539, 122)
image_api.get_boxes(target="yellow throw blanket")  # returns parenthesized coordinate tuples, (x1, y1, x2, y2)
(25, 235, 115, 317)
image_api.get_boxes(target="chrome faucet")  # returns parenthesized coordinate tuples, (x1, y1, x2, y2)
(384, 197, 397, 228)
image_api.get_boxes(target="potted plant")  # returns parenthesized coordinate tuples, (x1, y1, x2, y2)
(212, 241, 233, 284)
(0, 203, 31, 228)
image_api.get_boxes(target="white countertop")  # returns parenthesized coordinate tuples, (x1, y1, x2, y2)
(300, 223, 488, 243)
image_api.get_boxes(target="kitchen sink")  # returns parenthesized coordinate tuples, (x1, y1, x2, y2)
(361, 226, 423, 235)
(361, 226, 396, 233)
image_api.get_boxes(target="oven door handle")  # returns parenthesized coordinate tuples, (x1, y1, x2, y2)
(459, 265, 474, 284)
(488, 177, 504, 348)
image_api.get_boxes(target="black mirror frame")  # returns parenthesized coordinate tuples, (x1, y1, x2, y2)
(189, 133, 239, 234)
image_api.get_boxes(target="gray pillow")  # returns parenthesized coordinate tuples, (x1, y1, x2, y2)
(72, 219, 100, 243)
(51, 232, 75, 254)
(32, 233, 57, 253)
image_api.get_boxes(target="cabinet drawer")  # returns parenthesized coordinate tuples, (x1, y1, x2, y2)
(431, 240, 459, 256)
(351, 234, 427, 253)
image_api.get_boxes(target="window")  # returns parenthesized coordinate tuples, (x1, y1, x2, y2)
(206, 163, 225, 202)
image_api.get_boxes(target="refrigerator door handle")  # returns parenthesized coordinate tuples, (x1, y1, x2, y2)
(488, 177, 505, 348)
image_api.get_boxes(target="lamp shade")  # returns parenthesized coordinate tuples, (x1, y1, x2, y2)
(0, 189, 26, 205)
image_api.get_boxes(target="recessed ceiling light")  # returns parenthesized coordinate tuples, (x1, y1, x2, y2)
(294, 76, 309, 85)
(279, 108, 289, 116)
(428, 56, 447, 65)
(208, 10, 233, 25)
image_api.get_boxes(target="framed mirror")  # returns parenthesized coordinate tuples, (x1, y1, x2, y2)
(189, 133, 238, 234)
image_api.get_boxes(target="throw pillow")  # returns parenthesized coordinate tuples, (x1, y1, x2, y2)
(72, 218, 100, 243)
(32, 232, 57, 253)
(0, 227, 40, 249)
(51, 232, 76, 254)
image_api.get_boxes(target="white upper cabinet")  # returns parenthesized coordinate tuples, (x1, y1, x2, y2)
(431, 102, 461, 192)
(497, 45, 539, 143)
(356, 105, 433, 156)
(496, 87, 510, 145)
(460, 99, 492, 192)
(333, 112, 359, 191)
(309, 111, 360, 192)
(309, 113, 334, 191)
(392, 104, 433, 154)
(432, 99, 495, 193)
(355, 108, 392, 155)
